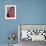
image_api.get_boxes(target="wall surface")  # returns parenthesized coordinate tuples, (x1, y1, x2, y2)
(0, 0, 46, 44)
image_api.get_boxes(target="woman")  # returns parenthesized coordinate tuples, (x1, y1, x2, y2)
(7, 7, 15, 17)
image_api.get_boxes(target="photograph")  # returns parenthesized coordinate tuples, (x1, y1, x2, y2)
(18, 24, 46, 46)
(5, 5, 16, 19)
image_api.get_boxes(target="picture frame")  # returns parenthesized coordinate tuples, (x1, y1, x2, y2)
(5, 5, 16, 19)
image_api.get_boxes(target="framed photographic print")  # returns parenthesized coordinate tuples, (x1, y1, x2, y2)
(18, 24, 46, 42)
(5, 5, 16, 19)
